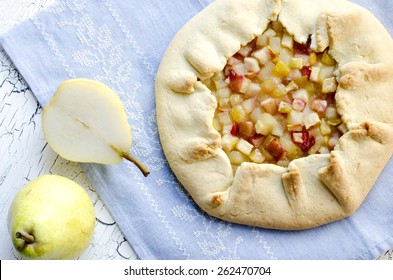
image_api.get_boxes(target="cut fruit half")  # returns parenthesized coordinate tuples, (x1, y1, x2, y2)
(42, 79, 150, 177)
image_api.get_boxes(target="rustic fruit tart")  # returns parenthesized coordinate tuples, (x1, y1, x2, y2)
(156, 0, 393, 230)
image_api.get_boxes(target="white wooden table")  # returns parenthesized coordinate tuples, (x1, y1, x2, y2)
(0, 0, 137, 260)
(0, 0, 392, 260)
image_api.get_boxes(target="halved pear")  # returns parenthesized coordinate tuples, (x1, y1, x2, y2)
(42, 79, 149, 177)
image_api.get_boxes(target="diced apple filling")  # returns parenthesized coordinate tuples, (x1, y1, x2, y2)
(208, 21, 345, 168)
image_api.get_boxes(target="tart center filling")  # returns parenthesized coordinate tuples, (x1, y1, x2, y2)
(208, 21, 346, 168)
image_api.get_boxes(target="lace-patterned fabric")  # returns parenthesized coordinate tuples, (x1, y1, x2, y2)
(1, 0, 392, 259)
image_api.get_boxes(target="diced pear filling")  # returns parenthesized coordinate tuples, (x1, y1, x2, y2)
(207, 21, 345, 169)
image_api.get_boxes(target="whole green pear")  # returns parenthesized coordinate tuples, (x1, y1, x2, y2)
(8, 175, 95, 259)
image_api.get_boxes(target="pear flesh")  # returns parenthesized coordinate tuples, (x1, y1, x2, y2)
(42, 79, 149, 176)
(8, 175, 95, 260)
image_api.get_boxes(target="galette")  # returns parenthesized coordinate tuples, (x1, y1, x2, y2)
(155, 0, 393, 229)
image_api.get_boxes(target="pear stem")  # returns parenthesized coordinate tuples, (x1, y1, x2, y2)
(16, 231, 35, 244)
(123, 152, 150, 177)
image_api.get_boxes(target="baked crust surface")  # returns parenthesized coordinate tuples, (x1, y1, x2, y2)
(155, 0, 393, 230)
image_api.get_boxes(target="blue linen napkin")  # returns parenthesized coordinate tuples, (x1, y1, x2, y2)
(1, 0, 393, 260)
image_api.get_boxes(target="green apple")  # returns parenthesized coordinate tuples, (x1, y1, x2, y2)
(42, 78, 149, 177)
(8, 175, 95, 259)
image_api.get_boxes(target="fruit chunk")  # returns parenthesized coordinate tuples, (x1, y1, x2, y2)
(228, 151, 249, 165)
(322, 51, 336, 66)
(322, 77, 338, 93)
(288, 57, 303, 69)
(300, 66, 312, 79)
(278, 101, 292, 113)
(42, 79, 150, 176)
(238, 121, 255, 138)
(228, 70, 251, 93)
(230, 122, 239, 136)
(303, 112, 321, 129)
(248, 134, 266, 148)
(249, 149, 265, 163)
(291, 131, 315, 152)
(287, 110, 303, 125)
(273, 61, 291, 78)
(242, 97, 258, 113)
(292, 98, 306, 112)
(265, 138, 286, 161)
(310, 99, 328, 115)
(221, 134, 239, 152)
(236, 139, 254, 155)
(310, 66, 320, 82)
(230, 105, 247, 122)
(255, 113, 278, 135)
(244, 57, 261, 73)
(252, 47, 275, 65)
(320, 119, 332, 135)
(246, 83, 262, 97)
(261, 98, 278, 115)
(292, 89, 309, 102)
(281, 32, 294, 49)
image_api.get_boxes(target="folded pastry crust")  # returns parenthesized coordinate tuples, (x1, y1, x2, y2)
(155, 0, 393, 229)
